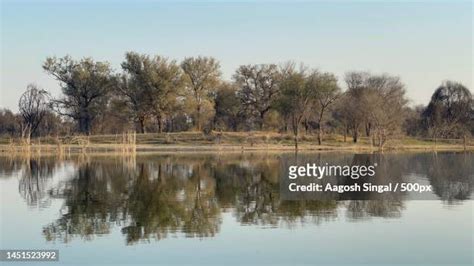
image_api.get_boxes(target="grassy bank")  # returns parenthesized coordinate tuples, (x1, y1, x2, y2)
(0, 131, 472, 154)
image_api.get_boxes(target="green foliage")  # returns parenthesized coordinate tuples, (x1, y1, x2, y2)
(119, 52, 184, 133)
(275, 65, 315, 148)
(214, 82, 241, 131)
(181, 56, 221, 131)
(423, 81, 473, 138)
(234, 64, 280, 129)
(0, 53, 466, 141)
(43, 56, 115, 134)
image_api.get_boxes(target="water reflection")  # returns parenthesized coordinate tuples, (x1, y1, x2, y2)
(0, 157, 57, 208)
(0, 152, 472, 244)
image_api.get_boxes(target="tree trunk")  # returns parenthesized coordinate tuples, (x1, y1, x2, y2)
(365, 122, 371, 137)
(259, 111, 265, 130)
(317, 110, 324, 145)
(377, 130, 383, 151)
(196, 104, 201, 131)
(30, 119, 42, 138)
(304, 120, 309, 135)
(157, 114, 163, 133)
(353, 128, 358, 143)
(343, 124, 348, 142)
(292, 116, 299, 150)
(79, 113, 91, 135)
(463, 134, 467, 151)
(294, 133, 298, 150)
(318, 127, 322, 145)
(136, 117, 145, 134)
(79, 117, 86, 134)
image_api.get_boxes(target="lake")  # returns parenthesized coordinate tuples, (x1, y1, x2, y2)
(0, 152, 472, 265)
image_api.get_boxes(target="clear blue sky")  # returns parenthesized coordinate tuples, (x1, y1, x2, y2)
(1, 0, 472, 111)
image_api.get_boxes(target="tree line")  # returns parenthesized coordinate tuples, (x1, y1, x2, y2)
(1, 53, 473, 148)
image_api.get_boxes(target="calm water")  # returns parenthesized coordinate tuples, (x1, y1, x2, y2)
(0, 152, 472, 266)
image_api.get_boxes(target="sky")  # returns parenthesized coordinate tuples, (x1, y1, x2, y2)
(1, 0, 472, 112)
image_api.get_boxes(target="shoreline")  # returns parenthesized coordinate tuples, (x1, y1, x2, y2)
(1, 142, 472, 155)
(1, 132, 472, 155)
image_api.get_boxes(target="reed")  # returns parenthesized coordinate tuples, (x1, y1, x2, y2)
(122, 131, 137, 154)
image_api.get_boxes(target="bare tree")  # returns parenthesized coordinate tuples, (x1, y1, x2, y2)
(234, 64, 279, 129)
(18, 84, 50, 137)
(307, 71, 341, 145)
(364, 74, 408, 149)
(343, 72, 370, 143)
(342, 72, 408, 148)
(181, 56, 221, 131)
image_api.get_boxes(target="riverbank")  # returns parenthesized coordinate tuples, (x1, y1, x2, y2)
(0, 131, 472, 154)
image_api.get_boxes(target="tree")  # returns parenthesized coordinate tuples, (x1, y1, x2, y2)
(307, 72, 341, 145)
(36, 110, 64, 136)
(403, 105, 425, 137)
(331, 94, 351, 142)
(275, 64, 315, 149)
(43, 56, 115, 135)
(0, 108, 20, 136)
(119, 53, 153, 133)
(341, 72, 408, 148)
(342, 72, 370, 143)
(147, 56, 183, 133)
(364, 74, 408, 149)
(18, 84, 50, 137)
(423, 81, 473, 141)
(181, 56, 221, 131)
(146, 53, 181, 133)
(119, 52, 184, 133)
(234, 64, 279, 129)
(214, 82, 241, 131)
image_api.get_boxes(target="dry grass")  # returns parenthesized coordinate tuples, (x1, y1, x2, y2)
(0, 131, 472, 154)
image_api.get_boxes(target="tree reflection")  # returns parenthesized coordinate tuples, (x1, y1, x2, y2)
(122, 163, 185, 243)
(181, 161, 220, 238)
(425, 153, 473, 202)
(346, 200, 403, 220)
(0, 156, 58, 208)
(43, 161, 129, 242)
(343, 154, 405, 219)
(0, 151, 470, 244)
(230, 158, 280, 225)
(19, 159, 57, 208)
(0, 156, 24, 177)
